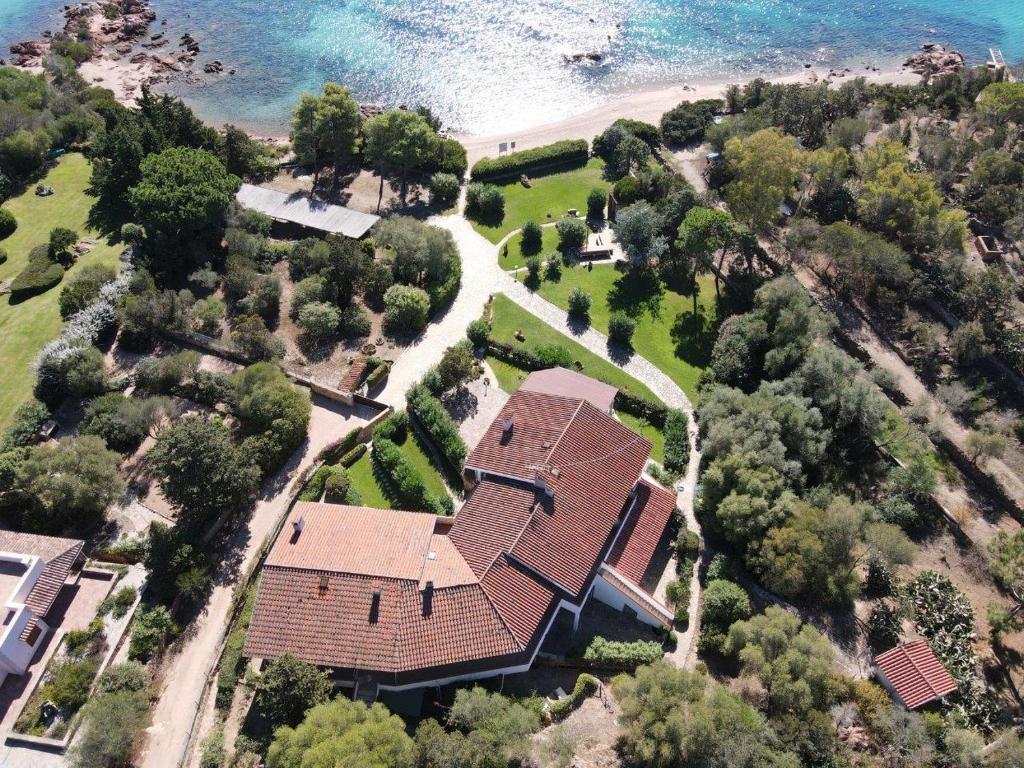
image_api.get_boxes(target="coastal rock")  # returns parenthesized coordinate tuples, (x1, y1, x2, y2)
(563, 51, 604, 64)
(9, 40, 46, 57)
(904, 43, 964, 76)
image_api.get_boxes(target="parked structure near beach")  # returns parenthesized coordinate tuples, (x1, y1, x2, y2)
(244, 372, 677, 699)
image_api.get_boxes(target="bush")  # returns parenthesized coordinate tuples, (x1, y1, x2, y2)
(45, 659, 99, 713)
(520, 221, 543, 254)
(383, 284, 431, 333)
(81, 393, 164, 453)
(698, 579, 752, 655)
(578, 636, 663, 668)
(59, 264, 116, 319)
(289, 275, 325, 319)
(34, 344, 107, 405)
(549, 674, 599, 721)
(608, 313, 636, 345)
(2, 399, 49, 449)
(613, 390, 668, 426)
(676, 527, 699, 562)
(135, 350, 200, 394)
(587, 187, 607, 219)
(372, 437, 448, 514)
(470, 139, 589, 181)
(255, 654, 332, 730)
(467, 319, 490, 347)
(868, 601, 902, 651)
(662, 409, 690, 476)
(660, 99, 721, 145)
(429, 172, 460, 205)
(70, 689, 149, 768)
(0, 208, 16, 239)
(567, 287, 592, 318)
(665, 577, 690, 623)
(297, 300, 340, 343)
(612, 176, 641, 205)
(99, 586, 138, 619)
(10, 244, 64, 297)
(555, 217, 588, 250)
(317, 427, 362, 464)
(533, 343, 572, 368)
(129, 605, 178, 661)
(339, 303, 371, 339)
(339, 443, 367, 467)
(364, 361, 390, 390)
(466, 182, 505, 221)
(231, 314, 285, 360)
(120, 222, 145, 246)
(407, 385, 467, 469)
(97, 661, 148, 694)
(525, 255, 542, 279)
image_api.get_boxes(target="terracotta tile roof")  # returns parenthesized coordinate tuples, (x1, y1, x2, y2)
(244, 568, 520, 674)
(508, 402, 651, 594)
(448, 479, 538, 577)
(338, 357, 369, 393)
(520, 367, 617, 412)
(606, 479, 677, 586)
(0, 530, 83, 618)
(598, 565, 674, 627)
(480, 554, 561, 646)
(874, 640, 958, 709)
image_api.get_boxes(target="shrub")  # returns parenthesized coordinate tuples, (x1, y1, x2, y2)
(256, 654, 332, 730)
(81, 393, 164, 453)
(698, 579, 752, 655)
(383, 284, 431, 333)
(665, 577, 690, 623)
(407, 385, 467, 469)
(231, 314, 285, 360)
(120, 222, 145, 245)
(48, 226, 79, 262)
(339, 443, 367, 467)
(429, 172, 460, 205)
(59, 264, 116, 319)
(470, 139, 589, 181)
(339, 303, 371, 338)
(297, 300, 340, 343)
(97, 661, 148, 694)
(34, 344, 107, 405)
(135, 351, 200, 395)
(525, 255, 542, 279)
(45, 659, 99, 712)
(868, 601, 902, 651)
(520, 221, 543, 254)
(555, 217, 588, 250)
(0, 208, 16, 239)
(534, 343, 572, 368)
(364, 361, 390, 390)
(608, 313, 636, 345)
(660, 99, 721, 145)
(612, 176, 641, 205)
(317, 427, 362, 464)
(567, 287, 591, 318)
(467, 319, 490, 347)
(288, 275, 325, 319)
(587, 187, 607, 219)
(662, 409, 690, 476)
(0, 246, 5, 264)
(2, 399, 49, 449)
(579, 636, 663, 668)
(10, 244, 64, 297)
(549, 673, 599, 721)
(676, 527, 699, 562)
(129, 605, 178, 661)
(613, 390, 668, 426)
(190, 297, 225, 335)
(70, 689, 149, 768)
(466, 182, 505, 221)
(371, 437, 449, 514)
(99, 586, 138, 619)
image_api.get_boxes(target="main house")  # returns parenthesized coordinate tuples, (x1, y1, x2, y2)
(244, 369, 678, 697)
(0, 531, 85, 686)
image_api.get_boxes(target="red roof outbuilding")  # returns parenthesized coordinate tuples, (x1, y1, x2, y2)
(874, 640, 958, 710)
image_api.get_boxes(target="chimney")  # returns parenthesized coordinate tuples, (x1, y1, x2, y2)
(292, 515, 305, 535)
(422, 580, 434, 617)
(502, 414, 515, 434)
(369, 590, 381, 624)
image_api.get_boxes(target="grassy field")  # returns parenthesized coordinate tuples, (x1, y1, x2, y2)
(500, 225, 561, 271)
(470, 158, 609, 244)
(485, 293, 659, 401)
(346, 428, 454, 510)
(617, 411, 665, 464)
(520, 264, 718, 401)
(0, 154, 122, 431)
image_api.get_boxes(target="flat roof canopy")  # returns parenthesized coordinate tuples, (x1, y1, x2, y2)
(236, 183, 380, 238)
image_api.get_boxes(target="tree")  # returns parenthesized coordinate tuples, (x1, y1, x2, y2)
(555, 217, 587, 251)
(967, 422, 1007, 465)
(520, 220, 543, 254)
(128, 147, 240, 266)
(567, 287, 592, 319)
(69, 690, 149, 768)
(976, 81, 1024, 123)
(316, 83, 360, 190)
(148, 416, 260, 531)
(429, 172, 460, 206)
(267, 699, 415, 768)
(290, 93, 322, 189)
(675, 206, 736, 308)
(724, 128, 804, 232)
(255, 654, 332, 730)
(611, 201, 667, 269)
(80, 393, 166, 453)
(15, 435, 124, 533)
(725, 606, 834, 716)
(364, 110, 438, 209)
(234, 363, 312, 472)
(383, 284, 431, 333)
(614, 135, 652, 177)
(297, 301, 340, 344)
(465, 183, 504, 222)
(699, 579, 752, 654)
(437, 340, 476, 391)
(587, 187, 607, 219)
(659, 99, 721, 145)
(48, 227, 79, 263)
(608, 313, 636, 346)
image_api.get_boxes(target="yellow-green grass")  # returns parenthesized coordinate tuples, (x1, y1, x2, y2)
(347, 429, 454, 510)
(521, 264, 718, 402)
(617, 411, 665, 464)
(485, 293, 659, 402)
(0, 154, 121, 430)
(470, 159, 609, 243)
(500, 225, 561, 271)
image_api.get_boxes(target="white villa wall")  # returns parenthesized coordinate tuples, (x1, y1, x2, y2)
(591, 573, 665, 628)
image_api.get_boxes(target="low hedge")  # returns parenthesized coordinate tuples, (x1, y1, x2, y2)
(371, 437, 451, 515)
(470, 139, 589, 182)
(613, 390, 668, 427)
(10, 244, 64, 298)
(549, 673, 599, 721)
(486, 338, 546, 371)
(578, 636, 664, 669)
(338, 443, 367, 467)
(407, 384, 467, 470)
(317, 427, 362, 464)
(365, 361, 390, 391)
(663, 409, 690, 476)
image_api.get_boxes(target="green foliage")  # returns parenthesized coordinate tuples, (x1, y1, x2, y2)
(10, 243, 65, 297)
(665, 577, 691, 623)
(698, 579, 752, 655)
(975, 81, 1024, 122)
(371, 437, 450, 516)
(234, 363, 312, 473)
(660, 99, 722, 145)
(724, 128, 805, 232)
(383, 283, 431, 333)
(586, 187, 607, 219)
(135, 350, 200, 395)
(363, 109, 440, 202)
(520, 220, 543, 254)
(2, 398, 49, 449)
(436, 340, 477, 392)
(97, 661, 149, 694)
(867, 601, 902, 652)
(256, 654, 332, 730)
(567, 286, 592, 318)
(59, 263, 116, 319)
(81, 393, 165, 453)
(297, 300, 340, 343)
(612, 201, 667, 268)
(608, 312, 636, 345)
(267, 699, 415, 768)
(99, 586, 138, 620)
(69, 689, 149, 768)
(465, 182, 505, 222)
(231, 314, 285, 360)
(548, 674, 599, 721)
(578, 636, 664, 668)
(612, 175, 641, 205)
(662, 409, 690, 476)
(470, 139, 589, 181)
(129, 605, 178, 661)
(149, 416, 260, 531)
(555, 216, 588, 250)
(0, 208, 16, 238)
(429, 172, 461, 205)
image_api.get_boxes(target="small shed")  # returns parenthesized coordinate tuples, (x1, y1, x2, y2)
(874, 640, 958, 710)
(235, 184, 380, 239)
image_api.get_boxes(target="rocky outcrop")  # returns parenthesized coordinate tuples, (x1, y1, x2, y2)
(905, 43, 964, 77)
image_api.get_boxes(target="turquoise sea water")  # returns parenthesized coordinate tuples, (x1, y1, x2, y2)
(2, 0, 1023, 134)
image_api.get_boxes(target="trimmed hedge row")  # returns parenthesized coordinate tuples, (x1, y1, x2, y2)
(365, 361, 390, 391)
(428, 254, 462, 313)
(470, 139, 589, 182)
(338, 443, 367, 467)
(578, 636, 664, 668)
(317, 427, 362, 464)
(486, 338, 546, 371)
(406, 384, 467, 470)
(663, 409, 690, 476)
(371, 437, 453, 516)
(613, 390, 668, 427)
(549, 673, 599, 721)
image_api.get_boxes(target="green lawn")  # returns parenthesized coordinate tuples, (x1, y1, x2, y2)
(346, 429, 454, 510)
(0, 154, 121, 430)
(618, 411, 665, 464)
(485, 293, 659, 401)
(520, 264, 719, 402)
(470, 158, 609, 243)
(500, 225, 561, 271)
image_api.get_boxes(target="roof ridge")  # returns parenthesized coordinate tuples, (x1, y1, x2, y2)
(902, 641, 943, 700)
(543, 400, 585, 468)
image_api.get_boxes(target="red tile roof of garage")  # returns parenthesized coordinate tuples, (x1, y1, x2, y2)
(875, 640, 958, 709)
(606, 479, 677, 585)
